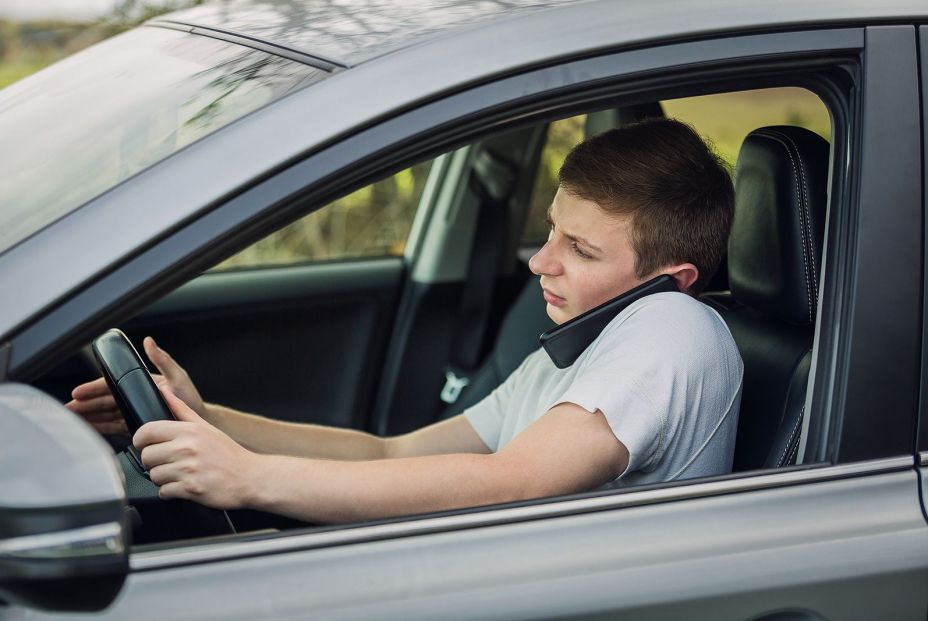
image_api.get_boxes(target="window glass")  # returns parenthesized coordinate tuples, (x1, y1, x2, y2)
(213, 160, 433, 270)
(0, 27, 323, 254)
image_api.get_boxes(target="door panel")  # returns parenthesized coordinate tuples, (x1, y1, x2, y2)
(123, 258, 404, 430)
(50, 466, 928, 621)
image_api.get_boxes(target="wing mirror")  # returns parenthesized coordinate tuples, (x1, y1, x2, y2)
(0, 383, 128, 612)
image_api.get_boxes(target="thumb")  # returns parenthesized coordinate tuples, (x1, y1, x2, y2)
(158, 384, 201, 423)
(144, 336, 181, 379)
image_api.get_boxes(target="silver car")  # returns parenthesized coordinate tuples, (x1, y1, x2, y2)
(1, 0, 927, 619)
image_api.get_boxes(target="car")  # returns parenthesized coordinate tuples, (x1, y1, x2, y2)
(1, 0, 927, 618)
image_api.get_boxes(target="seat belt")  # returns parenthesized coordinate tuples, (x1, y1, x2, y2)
(440, 148, 515, 405)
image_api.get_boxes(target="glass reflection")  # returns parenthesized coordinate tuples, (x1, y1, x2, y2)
(159, 0, 568, 63)
(0, 26, 323, 254)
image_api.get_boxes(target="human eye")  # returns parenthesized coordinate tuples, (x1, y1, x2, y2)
(571, 241, 592, 259)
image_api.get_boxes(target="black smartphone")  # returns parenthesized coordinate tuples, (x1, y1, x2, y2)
(539, 274, 678, 368)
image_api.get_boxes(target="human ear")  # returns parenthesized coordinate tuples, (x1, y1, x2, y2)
(662, 263, 699, 292)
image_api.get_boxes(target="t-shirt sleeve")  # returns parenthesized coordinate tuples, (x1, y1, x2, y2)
(463, 356, 527, 452)
(551, 300, 693, 477)
(555, 368, 664, 477)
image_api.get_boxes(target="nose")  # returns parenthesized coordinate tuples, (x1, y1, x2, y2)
(529, 239, 561, 276)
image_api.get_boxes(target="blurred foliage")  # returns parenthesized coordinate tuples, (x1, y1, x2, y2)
(0, 1, 204, 89)
(107, 0, 206, 25)
(215, 162, 434, 270)
(662, 88, 831, 166)
(523, 114, 586, 244)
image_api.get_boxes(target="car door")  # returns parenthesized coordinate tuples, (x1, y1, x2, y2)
(4, 15, 927, 621)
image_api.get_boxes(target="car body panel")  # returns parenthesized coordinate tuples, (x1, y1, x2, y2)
(155, 0, 566, 67)
(5, 461, 924, 620)
(156, 0, 927, 67)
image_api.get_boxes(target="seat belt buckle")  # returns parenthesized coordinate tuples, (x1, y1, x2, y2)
(440, 369, 470, 404)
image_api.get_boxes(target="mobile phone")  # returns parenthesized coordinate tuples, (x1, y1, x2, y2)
(539, 274, 678, 368)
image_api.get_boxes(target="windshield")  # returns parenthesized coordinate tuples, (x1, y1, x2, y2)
(0, 26, 324, 254)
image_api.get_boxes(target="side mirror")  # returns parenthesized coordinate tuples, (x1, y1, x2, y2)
(0, 383, 128, 612)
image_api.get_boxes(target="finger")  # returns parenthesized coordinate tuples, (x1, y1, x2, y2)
(157, 481, 195, 502)
(148, 460, 184, 486)
(133, 420, 188, 450)
(96, 420, 129, 436)
(77, 408, 123, 423)
(139, 441, 181, 470)
(148, 458, 206, 495)
(71, 377, 111, 400)
(144, 337, 184, 382)
(65, 395, 119, 415)
(159, 386, 201, 423)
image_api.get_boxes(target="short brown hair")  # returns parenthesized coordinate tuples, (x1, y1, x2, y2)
(558, 118, 734, 293)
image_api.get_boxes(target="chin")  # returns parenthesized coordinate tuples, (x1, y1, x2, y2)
(547, 305, 572, 325)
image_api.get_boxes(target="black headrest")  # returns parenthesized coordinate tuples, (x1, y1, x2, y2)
(728, 126, 829, 325)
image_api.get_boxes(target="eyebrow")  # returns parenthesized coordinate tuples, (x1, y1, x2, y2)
(546, 207, 605, 254)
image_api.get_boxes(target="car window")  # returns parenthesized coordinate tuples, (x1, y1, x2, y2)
(212, 160, 433, 270)
(521, 87, 831, 244)
(0, 27, 324, 255)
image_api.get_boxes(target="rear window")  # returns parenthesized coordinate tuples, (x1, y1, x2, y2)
(0, 26, 324, 254)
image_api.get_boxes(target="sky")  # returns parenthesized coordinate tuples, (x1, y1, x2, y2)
(0, 0, 121, 20)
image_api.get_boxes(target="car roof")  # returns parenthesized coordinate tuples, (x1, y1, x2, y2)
(156, 0, 928, 69)
(154, 0, 574, 68)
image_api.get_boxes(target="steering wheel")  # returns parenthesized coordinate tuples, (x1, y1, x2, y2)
(92, 329, 174, 434)
(91, 329, 235, 543)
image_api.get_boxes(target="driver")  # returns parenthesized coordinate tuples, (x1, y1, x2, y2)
(68, 118, 743, 524)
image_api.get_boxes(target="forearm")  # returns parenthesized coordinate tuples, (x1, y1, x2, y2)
(247, 452, 526, 523)
(201, 403, 386, 460)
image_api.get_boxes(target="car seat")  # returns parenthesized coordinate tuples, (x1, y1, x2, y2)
(702, 125, 829, 470)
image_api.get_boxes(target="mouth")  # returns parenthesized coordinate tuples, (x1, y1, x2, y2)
(541, 287, 566, 307)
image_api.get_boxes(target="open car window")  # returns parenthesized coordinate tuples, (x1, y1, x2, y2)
(95, 82, 837, 551)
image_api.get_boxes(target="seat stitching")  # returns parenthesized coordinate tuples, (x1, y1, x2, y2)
(787, 415, 803, 465)
(754, 131, 813, 324)
(778, 403, 804, 467)
(779, 131, 818, 311)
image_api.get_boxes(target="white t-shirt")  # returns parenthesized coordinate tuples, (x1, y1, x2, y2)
(464, 291, 743, 486)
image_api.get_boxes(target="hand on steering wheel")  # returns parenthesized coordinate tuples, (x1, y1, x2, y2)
(83, 329, 237, 539)
(67, 335, 204, 435)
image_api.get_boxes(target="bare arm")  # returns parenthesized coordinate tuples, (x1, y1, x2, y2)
(135, 392, 629, 524)
(202, 405, 489, 460)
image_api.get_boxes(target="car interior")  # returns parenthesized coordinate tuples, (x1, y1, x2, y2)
(29, 83, 834, 547)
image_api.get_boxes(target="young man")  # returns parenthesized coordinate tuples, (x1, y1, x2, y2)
(68, 118, 743, 523)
